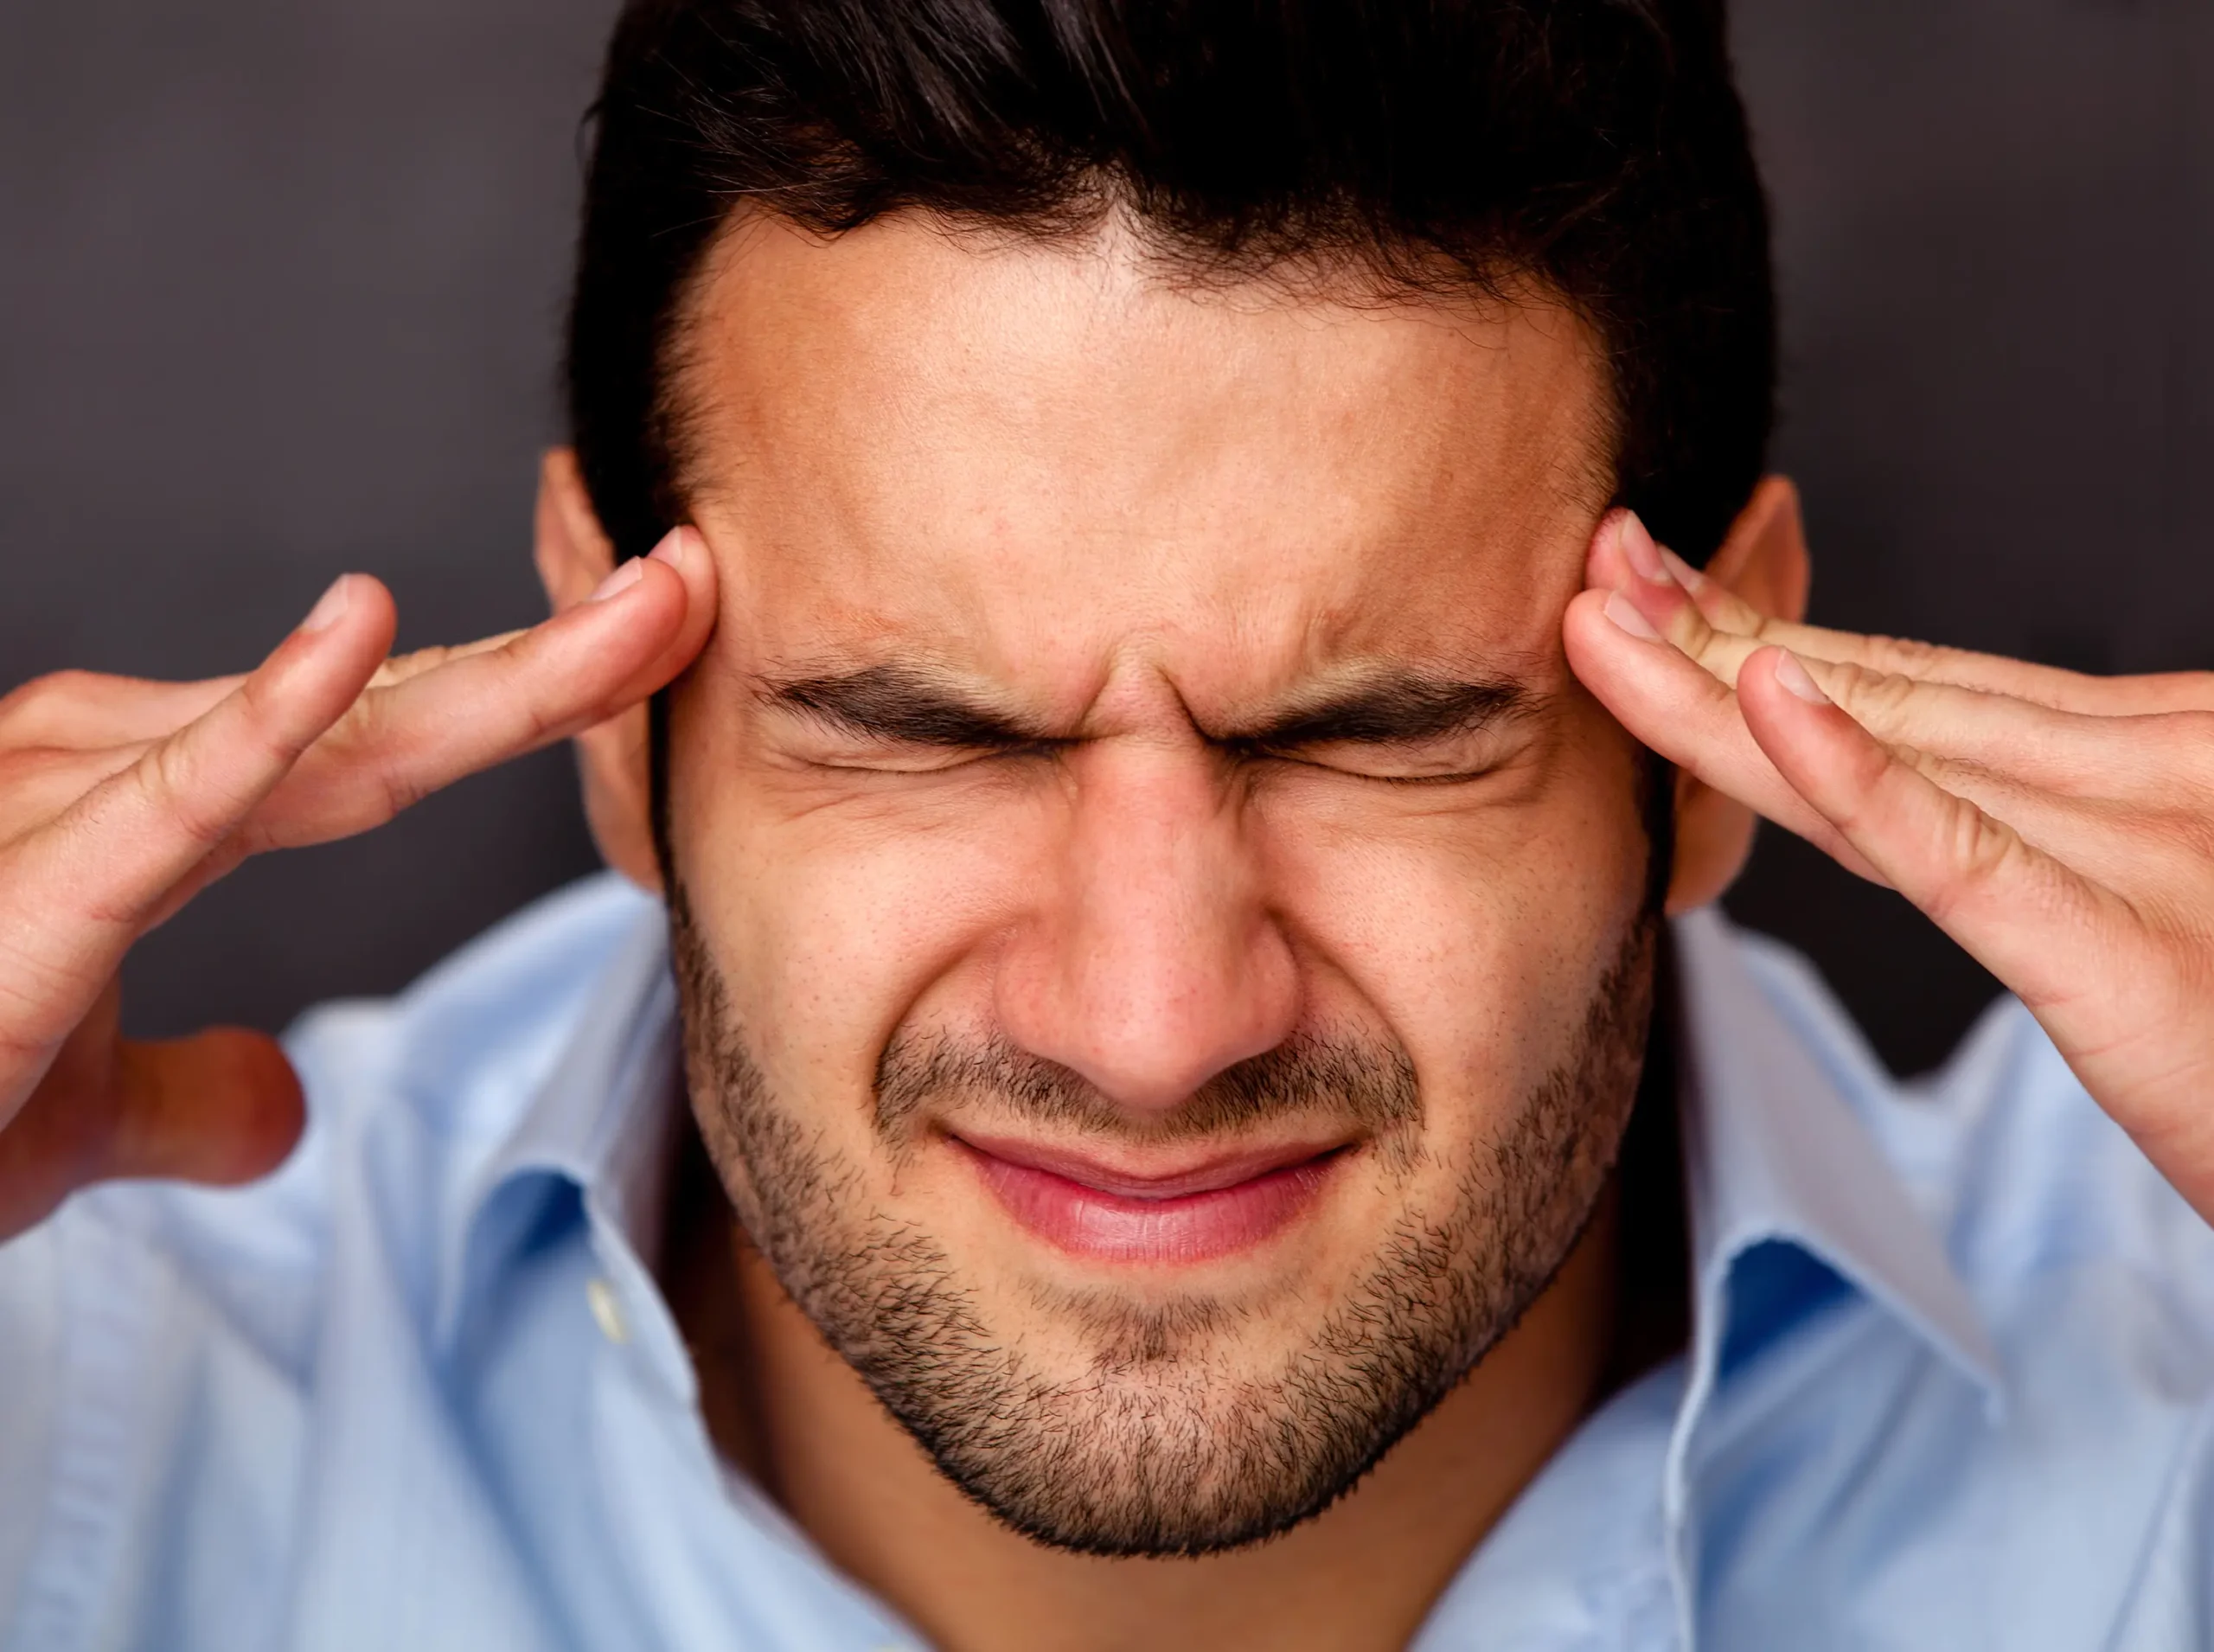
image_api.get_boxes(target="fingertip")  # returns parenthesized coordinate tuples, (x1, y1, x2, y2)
(294, 573, 395, 641)
(1770, 648, 1833, 706)
(1584, 508, 1636, 589)
(647, 524, 693, 572)
(1561, 586, 1637, 672)
(298, 573, 355, 634)
(650, 524, 720, 656)
(1740, 644, 1830, 713)
(654, 524, 720, 614)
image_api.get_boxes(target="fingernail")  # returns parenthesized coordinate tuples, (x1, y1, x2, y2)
(1774, 650, 1830, 704)
(649, 526, 690, 571)
(1617, 512, 1672, 586)
(587, 559, 647, 603)
(301, 574, 353, 633)
(1603, 589, 1664, 641)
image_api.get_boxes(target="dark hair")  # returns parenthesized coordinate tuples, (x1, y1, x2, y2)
(566, 0, 1772, 568)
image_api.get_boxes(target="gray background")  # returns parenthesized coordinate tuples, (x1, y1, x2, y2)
(3, 0, 2209, 1077)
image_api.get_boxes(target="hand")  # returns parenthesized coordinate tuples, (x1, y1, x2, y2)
(1566, 508, 2214, 1222)
(0, 531, 716, 1239)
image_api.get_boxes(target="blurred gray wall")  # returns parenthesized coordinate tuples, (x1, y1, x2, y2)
(3, 0, 2209, 1075)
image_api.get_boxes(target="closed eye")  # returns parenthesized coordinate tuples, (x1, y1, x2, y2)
(800, 736, 1063, 775)
(1242, 732, 1520, 784)
(1227, 672, 1537, 783)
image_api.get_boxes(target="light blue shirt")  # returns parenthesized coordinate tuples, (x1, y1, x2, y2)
(1, 874, 2209, 1650)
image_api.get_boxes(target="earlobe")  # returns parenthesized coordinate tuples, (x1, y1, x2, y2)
(534, 449, 665, 893)
(1667, 768, 1756, 914)
(1664, 473, 1812, 912)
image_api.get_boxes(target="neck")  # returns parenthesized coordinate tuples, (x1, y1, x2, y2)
(666, 1149, 1625, 1652)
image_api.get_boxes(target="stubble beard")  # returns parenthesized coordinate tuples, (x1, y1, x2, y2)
(670, 887, 1655, 1559)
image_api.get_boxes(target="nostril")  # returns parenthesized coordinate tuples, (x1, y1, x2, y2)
(993, 919, 1301, 1114)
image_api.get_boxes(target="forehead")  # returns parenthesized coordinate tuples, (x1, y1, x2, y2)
(674, 213, 1611, 699)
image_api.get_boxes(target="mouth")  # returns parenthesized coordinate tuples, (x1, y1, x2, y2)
(947, 1132, 1348, 1265)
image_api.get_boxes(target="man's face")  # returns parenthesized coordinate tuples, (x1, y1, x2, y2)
(662, 215, 1656, 1555)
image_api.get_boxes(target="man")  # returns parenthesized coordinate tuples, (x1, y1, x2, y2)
(1, 1, 2209, 1647)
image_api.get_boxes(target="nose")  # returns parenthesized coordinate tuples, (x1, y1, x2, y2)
(993, 740, 1300, 1114)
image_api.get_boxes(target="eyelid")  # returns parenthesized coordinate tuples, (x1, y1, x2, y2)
(1247, 720, 1526, 781)
(802, 735, 1062, 774)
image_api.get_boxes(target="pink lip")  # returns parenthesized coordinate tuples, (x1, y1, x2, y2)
(950, 1134, 1345, 1265)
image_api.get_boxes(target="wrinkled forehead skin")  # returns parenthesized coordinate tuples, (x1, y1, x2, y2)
(665, 212, 1616, 726)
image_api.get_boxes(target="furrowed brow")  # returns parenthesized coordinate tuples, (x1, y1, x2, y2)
(758, 663, 1054, 749)
(1237, 673, 1533, 750)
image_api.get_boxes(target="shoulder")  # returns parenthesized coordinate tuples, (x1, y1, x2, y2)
(1693, 922, 2214, 1643)
(284, 871, 666, 1174)
(0, 875, 664, 1640)
(0, 872, 662, 1431)
(1723, 922, 2214, 1323)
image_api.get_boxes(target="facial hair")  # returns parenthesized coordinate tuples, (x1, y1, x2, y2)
(670, 887, 1655, 1558)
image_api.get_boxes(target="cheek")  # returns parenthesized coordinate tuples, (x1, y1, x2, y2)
(669, 677, 1649, 1169)
(669, 755, 1053, 1150)
(1263, 745, 1650, 1136)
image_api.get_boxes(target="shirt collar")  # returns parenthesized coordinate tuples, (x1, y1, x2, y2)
(1667, 905, 2005, 1435)
(432, 887, 2006, 1444)
(432, 886, 681, 1353)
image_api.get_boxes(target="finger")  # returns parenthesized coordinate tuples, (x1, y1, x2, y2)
(0, 1026, 304, 1239)
(1588, 509, 2214, 716)
(106, 1028, 304, 1185)
(1563, 586, 1884, 880)
(244, 527, 716, 849)
(0, 741, 152, 844)
(1733, 644, 2138, 1014)
(1590, 512, 2208, 794)
(366, 628, 526, 691)
(3, 575, 395, 996)
(1570, 583, 2185, 902)
(0, 669, 244, 750)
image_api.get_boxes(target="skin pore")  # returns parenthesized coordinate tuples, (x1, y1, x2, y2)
(537, 212, 1803, 1652)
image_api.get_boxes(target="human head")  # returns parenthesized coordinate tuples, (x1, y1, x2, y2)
(566, 0, 1773, 573)
(538, 0, 1788, 1558)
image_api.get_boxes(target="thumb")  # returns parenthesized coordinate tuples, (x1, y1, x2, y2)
(106, 1029, 307, 1186)
(0, 1027, 307, 1239)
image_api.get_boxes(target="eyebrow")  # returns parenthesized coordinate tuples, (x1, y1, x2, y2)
(1230, 672, 1534, 751)
(759, 663, 1056, 749)
(758, 663, 1533, 752)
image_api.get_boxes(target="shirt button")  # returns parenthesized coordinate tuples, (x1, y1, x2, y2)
(585, 1276, 629, 1345)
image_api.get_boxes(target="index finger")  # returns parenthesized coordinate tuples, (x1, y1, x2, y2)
(1589, 509, 2214, 716)
(248, 528, 717, 848)
(2, 574, 396, 1021)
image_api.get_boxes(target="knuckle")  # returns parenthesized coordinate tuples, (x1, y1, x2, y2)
(140, 739, 238, 850)
(1923, 800, 2024, 926)
(0, 670, 101, 740)
(1862, 632, 1948, 679)
(1825, 659, 1918, 727)
(227, 669, 312, 762)
(371, 644, 455, 688)
(369, 757, 430, 826)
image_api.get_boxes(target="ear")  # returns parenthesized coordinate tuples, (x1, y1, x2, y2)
(534, 448, 664, 893)
(1667, 475, 1810, 913)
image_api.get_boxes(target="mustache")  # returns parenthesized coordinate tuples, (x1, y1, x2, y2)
(873, 1028, 1422, 1146)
